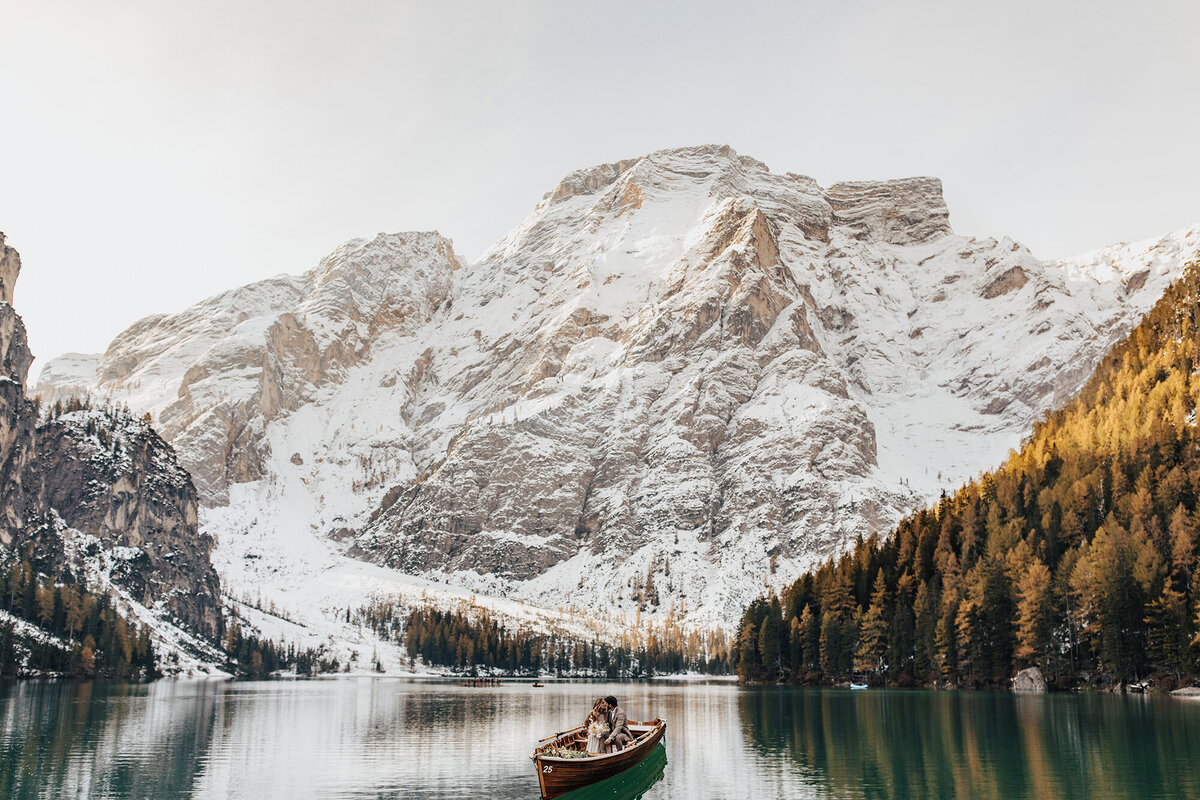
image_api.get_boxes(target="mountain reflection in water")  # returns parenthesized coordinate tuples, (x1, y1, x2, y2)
(2, 679, 1199, 799)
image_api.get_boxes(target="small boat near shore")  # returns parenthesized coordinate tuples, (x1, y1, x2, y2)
(531, 718, 667, 799)
(850, 683, 868, 690)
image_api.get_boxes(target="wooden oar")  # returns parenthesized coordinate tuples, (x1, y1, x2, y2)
(538, 726, 581, 742)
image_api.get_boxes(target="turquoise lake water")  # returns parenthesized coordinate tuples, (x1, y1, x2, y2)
(1, 679, 1198, 799)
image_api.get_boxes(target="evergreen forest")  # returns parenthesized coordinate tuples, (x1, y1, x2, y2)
(362, 600, 732, 677)
(736, 261, 1200, 689)
(0, 553, 156, 678)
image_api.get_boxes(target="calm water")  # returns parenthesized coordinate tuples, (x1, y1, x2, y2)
(2, 679, 1198, 799)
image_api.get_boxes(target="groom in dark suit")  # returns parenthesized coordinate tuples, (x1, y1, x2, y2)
(603, 695, 633, 750)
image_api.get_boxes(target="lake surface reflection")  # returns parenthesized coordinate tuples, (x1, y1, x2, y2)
(1, 679, 1197, 799)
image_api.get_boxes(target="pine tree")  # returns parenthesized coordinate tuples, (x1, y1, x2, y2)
(758, 607, 782, 679)
(80, 633, 98, 674)
(798, 604, 819, 675)
(64, 586, 85, 642)
(888, 572, 916, 680)
(736, 620, 759, 681)
(1071, 522, 1146, 681)
(36, 581, 55, 627)
(819, 611, 841, 679)
(1015, 557, 1054, 669)
(934, 612, 956, 683)
(854, 574, 888, 679)
(913, 579, 937, 679)
(1169, 505, 1194, 591)
(20, 562, 36, 620)
(1146, 584, 1190, 678)
(788, 616, 803, 678)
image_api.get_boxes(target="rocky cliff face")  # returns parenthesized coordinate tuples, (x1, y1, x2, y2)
(36, 146, 1200, 628)
(30, 408, 222, 639)
(0, 234, 37, 544)
(0, 233, 222, 641)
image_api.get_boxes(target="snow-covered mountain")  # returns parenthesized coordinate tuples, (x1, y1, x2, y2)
(37, 145, 1199, 631)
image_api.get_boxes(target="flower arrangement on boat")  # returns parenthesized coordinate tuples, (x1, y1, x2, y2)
(542, 745, 589, 759)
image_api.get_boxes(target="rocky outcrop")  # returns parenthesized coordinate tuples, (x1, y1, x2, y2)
(548, 156, 644, 203)
(0, 232, 19, 306)
(0, 233, 222, 641)
(347, 148, 1194, 624)
(30, 409, 222, 639)
(826, 177, 951, 245)
(0, 234, 38, 545)
(1012, 666, 1047, 693)
(982, 266, 1029, 298)
(0, 306, 38, 543)
(35, 148, 1200, 628)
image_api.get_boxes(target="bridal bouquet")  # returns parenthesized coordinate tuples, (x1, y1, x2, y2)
(587, 720, 610, 737)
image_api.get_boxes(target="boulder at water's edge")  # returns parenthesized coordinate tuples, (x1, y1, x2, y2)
(1012, 667, 1047, 694)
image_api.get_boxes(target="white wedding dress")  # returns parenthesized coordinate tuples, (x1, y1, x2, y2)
(586, 719, 610, 754)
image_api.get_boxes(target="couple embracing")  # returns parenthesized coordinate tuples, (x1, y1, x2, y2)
(584, 695, 631, 755)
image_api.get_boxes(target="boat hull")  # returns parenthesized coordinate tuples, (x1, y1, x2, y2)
(533, 720, 667, 799)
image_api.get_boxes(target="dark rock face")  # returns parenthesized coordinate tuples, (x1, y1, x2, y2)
(0, 232, 222, 641)
(31, 410, 223, 639)
(0, 235, 38, 543)
(0, 233, 19, 306)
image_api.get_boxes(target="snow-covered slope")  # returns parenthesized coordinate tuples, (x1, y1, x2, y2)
(77, 231, 461, 505)
(33, 352, 99, 406)
(38, 146, 1199, 632)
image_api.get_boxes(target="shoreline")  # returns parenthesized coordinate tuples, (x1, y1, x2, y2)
(1, 670, 740, 685)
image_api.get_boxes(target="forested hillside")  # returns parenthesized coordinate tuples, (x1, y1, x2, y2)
(364, 601, 731, 677)
(0, 551, 156, 678)
(737, 261, 1200, 688)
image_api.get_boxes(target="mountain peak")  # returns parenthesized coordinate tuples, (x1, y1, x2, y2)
(544, 144, 769, 204)
(536, 146, 951, 248)
(310, 230, 464, 286)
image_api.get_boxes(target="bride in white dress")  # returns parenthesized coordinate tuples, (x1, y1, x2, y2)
(584, 698, 610, 754)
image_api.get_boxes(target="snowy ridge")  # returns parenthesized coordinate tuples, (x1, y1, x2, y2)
(36, 146, 1199, 641)
(33, 352, 99, 405)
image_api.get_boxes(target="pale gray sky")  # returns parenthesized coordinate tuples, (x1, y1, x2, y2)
(1, 0, 1197, 367)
